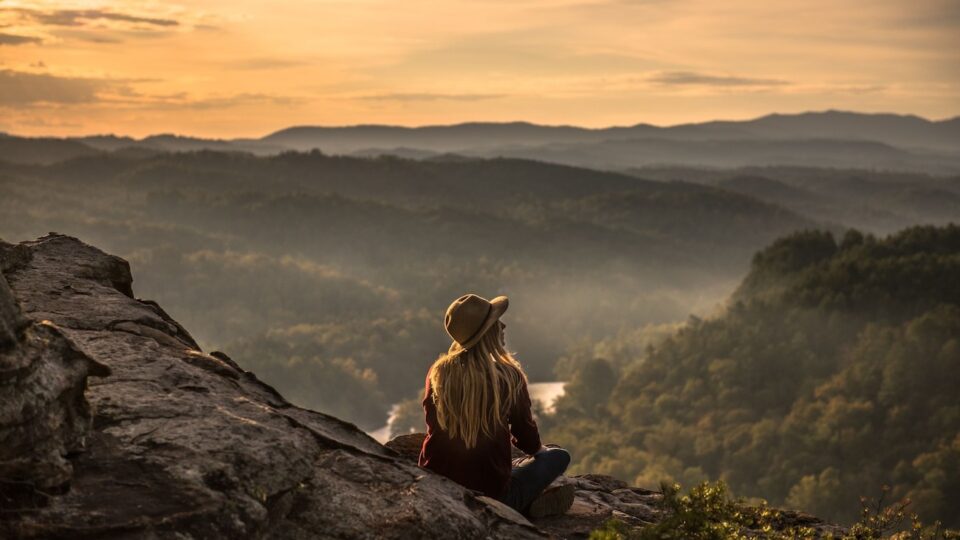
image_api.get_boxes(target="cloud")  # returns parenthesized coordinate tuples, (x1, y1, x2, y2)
(226, 57, 309, 70)
(0, 32, 41, 45)
(171, 93, 307, 110)
(57, 30, 124, 44)
(827, 84, 886, 95)
(371, 26, 665, 81)
(0, 69, 126, 105)
(92, 89, 305, 110)
(0, 70, 304, 111)
(6, 8, 178, 28)
(649, 71, 790, 87)
(358, 92, 507, 102)
(891, 0, 960, 30)
(9, 116, 82, 129)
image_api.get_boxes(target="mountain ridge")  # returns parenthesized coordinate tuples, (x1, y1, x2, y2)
(265, 110, 959, 138)
(260, 110, 960, 156)
(2, 110, 954, 172)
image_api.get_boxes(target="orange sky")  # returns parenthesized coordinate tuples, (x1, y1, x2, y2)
(1, 0, 958, 138)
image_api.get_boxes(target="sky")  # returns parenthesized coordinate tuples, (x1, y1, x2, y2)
(1, 0, 958, 138)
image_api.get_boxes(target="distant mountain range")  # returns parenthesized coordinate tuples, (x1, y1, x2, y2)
(263, 111, 960, 155)
(1, 111, 958, 173)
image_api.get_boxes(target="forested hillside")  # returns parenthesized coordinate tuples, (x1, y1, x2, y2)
(541, 225, 960, 526)
(629, 166, 960, 234)
(0, 150, 812, 428)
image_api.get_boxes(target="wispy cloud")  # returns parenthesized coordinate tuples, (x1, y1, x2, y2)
(170, 93, 307, 110)
(0, 69, 124, 105)
(56, 29, 125, 44)
(110, 90, 306, 111)
(0, 69, 303, 111)
(358, 92, 507, 102)
(4, 8, 178, 28)
(649, 71, 790, 87)
(0, 32, 42, 45)
(226, 57, 310, 70)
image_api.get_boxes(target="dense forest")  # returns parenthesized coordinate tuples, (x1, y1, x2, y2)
(0, 150, 815, 428)
(630, 166, 960, 235)
(541, 225, 960, 527)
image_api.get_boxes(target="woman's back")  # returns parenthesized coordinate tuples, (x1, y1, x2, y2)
(418, 366, 541, 498)
(419, 293, 571, 516)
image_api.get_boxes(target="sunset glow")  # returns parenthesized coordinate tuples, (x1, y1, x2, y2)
(1, 0, 958, 137)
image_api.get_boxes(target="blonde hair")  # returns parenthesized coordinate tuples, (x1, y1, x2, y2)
(427, 324, 527, 448)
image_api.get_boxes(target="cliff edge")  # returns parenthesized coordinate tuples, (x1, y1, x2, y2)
(0, 234, 541, 539)
(0, 234, 842, 539)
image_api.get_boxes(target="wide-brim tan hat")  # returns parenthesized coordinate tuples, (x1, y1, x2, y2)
(444, 293, 509, 350)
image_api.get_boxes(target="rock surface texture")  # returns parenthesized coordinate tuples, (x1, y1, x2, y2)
(1, 234, 843, 539)
(387, 433, 663, 538)
(386, 433, 846, 539)
(0, 243, 110, 512)
(0, 234, 543, 539)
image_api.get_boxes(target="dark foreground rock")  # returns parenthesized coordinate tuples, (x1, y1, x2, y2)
(387, 433, 663, 538)
(386, 432, 846, 539)
(0, 249, 110, 512)
(0, 234, 543, 539)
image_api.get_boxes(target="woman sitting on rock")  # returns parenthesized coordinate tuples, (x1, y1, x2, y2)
(418, 293, 574, 518)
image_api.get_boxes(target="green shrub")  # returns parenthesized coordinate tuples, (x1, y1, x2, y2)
(589, 481, 960, 540)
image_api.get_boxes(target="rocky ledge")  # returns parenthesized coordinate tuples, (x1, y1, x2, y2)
(1, 234, 542, 539)
(384, 434, 845, 539)
(1, 234, 842, 539)
(385, 433, 665, 538)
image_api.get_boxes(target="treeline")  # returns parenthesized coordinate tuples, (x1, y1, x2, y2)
(542, 225, 960, 526)
(630, 166, 960, 235)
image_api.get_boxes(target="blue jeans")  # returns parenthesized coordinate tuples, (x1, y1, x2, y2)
(498, 446, 571, 513)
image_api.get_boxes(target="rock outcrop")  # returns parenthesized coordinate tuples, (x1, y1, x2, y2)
(386, 433, 662, 538)
(0, 234, 542, 539)
(386, 433, 846, 539)
(0, 245, 110, 512)
(1, 234, 844, 539)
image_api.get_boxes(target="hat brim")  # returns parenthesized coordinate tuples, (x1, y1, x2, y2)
(458, 295, 509, 350)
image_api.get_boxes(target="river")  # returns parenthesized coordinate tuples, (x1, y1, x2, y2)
(368, 381, 567, 443)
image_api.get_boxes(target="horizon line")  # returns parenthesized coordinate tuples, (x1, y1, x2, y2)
(2, 109, 957, 141)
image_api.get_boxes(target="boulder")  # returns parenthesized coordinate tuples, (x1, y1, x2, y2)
(0, 241, 110, 513)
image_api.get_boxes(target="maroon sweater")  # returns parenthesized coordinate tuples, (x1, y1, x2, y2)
(417, 373, 542, 498)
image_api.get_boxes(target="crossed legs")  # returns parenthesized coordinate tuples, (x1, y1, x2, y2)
(498, 446, 572, 514)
